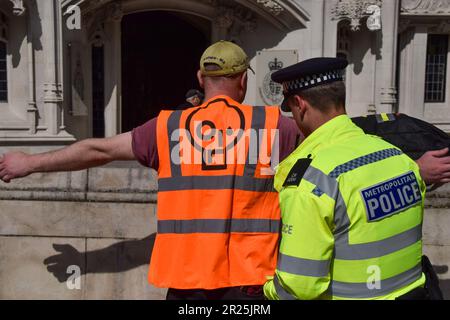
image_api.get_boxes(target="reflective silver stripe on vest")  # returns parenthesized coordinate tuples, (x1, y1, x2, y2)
(335, 224, 422, 260)
(303, 166, 339, 198)
(244, 106, 266, 178)
(158, 175, 276, 192)
(278, 253, 330, 277)
(330, 264, 423, 299)
(274, 275, 297, 300)
(158, 219, 280, 234)
(167, 110, 183, 177)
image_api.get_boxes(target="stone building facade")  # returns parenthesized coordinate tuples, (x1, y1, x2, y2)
(0, 0, 449, 299)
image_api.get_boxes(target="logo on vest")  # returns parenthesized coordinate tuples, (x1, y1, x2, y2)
(170, 100, 280, 176)
(361, 171, 422, 223)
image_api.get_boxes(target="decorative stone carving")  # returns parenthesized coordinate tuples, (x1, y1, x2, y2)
(9, 0, 26, 16)
(83, 1, 122, 45)
(214, 5, 257, 43)
(88, 20, 108, 46)
(332, 0, 383, 31)
(380, 87, 398, 105)
(401, 0, 450, 15)
(366, 5, 382, 31)
(429, 19, 450, 33)
(398, 18, 411, 33)
(105, 1, 123, 22)
(43, 83, 63, 103)
(255, 0, 284, 15)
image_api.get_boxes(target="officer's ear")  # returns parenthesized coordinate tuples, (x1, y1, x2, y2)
(293, 95, 308, 118)
(197, 70, 205, 89)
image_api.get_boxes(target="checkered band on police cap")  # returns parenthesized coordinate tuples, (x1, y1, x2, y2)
(282, 69, 344, 95)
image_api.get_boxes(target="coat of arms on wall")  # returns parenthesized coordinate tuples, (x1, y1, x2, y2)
(256, 50, 298, 107)
(261, 58, 284, 105)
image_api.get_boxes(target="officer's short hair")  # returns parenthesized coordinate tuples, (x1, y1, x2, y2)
(297, 81, 346, 112)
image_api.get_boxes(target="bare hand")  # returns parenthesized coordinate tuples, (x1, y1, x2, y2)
(417, 148, 450, 185)
(0, 152, 33, 183)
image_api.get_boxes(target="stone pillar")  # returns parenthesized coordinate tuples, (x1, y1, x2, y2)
(310, 0, 325, 57)
(26, 6, 37, 135)
(375, 0, 400, 113)
(323, 0, 339, 57)
(104, 18, 122, 137)
(398, 26, 428, 119)
(40, 0, 72, 137)
(103, 3, 123, 137)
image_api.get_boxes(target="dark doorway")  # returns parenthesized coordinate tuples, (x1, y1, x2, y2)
(121, 11, 210, 132)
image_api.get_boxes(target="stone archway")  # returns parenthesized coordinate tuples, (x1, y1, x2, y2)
(121, 11, 210, 132)
(62, 0, 310, 135)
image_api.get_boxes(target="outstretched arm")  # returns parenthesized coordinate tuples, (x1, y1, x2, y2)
(0, 132, 135, 183)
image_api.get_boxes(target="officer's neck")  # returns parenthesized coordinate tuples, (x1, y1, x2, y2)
(303, 109, 347, 138)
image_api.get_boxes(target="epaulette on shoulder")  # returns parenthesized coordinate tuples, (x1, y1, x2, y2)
(283, 156, 313, 187)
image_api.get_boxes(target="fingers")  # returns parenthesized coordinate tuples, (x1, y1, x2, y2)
(53, 244, 74, 252)
(0, 167, 11, 183)
(430, 148, 450, 157)
(43, 254, 63, 265)
(438, 164, 450, 174)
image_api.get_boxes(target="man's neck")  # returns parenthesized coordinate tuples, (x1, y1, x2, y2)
(204, 90, 241, 103)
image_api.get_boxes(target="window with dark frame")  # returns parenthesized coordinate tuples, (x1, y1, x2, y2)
(92, 45, 105, 138)
(425, 34, 449, 103)
(0, 41, 7, 102)
(0, 11, 8, 103)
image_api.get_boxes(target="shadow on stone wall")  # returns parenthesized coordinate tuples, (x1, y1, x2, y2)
(44, 234, 450, 300)
(435, 265, 450, 300)
(44, 234, 156, 283)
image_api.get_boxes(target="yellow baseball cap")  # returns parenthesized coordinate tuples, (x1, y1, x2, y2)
(200, 41, 255, 77)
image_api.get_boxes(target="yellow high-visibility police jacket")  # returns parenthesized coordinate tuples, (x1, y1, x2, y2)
(264, 115, 426, 300)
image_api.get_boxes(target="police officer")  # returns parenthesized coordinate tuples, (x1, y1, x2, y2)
(264, 58, 428, 300)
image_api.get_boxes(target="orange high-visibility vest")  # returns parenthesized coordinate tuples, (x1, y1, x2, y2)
(149, 95, 281, 289)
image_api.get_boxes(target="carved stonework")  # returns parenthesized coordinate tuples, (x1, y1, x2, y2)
(401, 0, 450, 15)
(398, 18, 412, 33)
(332, 0, 383, 31)
(214, 5, 257, 43)
(430, 19, 450, 33)
(87, 20, 108, 46)
(380, 87, 398, 105)
(44, 83, 63, 103)
(9, 0, 26, 16)
(255, 0, 284, 16)
(106, 1, 123, 21)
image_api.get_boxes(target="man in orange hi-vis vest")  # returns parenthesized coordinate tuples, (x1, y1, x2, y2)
(1, 41, 450, 300)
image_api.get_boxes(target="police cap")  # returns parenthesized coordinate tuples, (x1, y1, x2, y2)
(272, 57, 348, 112)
